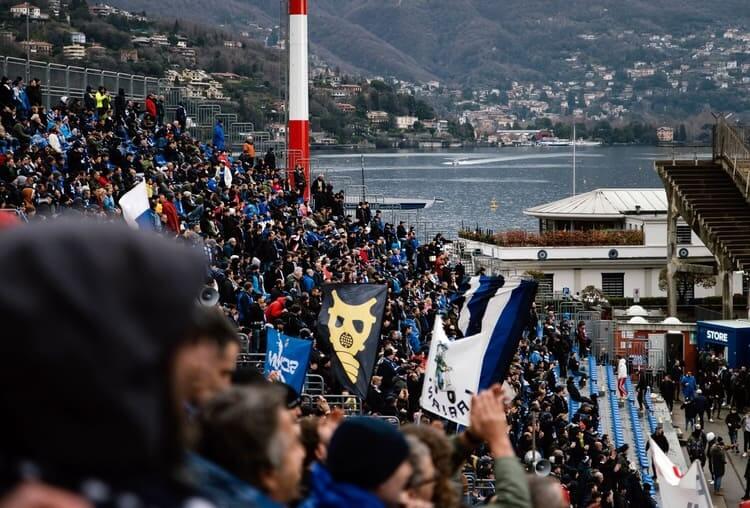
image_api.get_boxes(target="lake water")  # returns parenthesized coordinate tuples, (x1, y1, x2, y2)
(315, 146, 706, 236)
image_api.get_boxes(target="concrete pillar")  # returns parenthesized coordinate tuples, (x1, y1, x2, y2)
(666, 189, 678, 317)
(719, 258, 733, 319)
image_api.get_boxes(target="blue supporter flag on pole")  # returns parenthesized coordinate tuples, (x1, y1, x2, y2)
(118, 181, 150, 229)
(264, 328, 313, 395)
(421, 277, 538, 425)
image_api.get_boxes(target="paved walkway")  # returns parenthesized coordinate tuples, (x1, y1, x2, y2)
(663, 398, 743, 508)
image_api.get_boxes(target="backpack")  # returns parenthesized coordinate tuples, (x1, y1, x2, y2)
(687, 437, 704, 458)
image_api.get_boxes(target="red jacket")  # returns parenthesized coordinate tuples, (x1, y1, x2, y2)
(161, 200, 180, 233)
(145, 97, 157, 119)
(264, 296, 287, 322)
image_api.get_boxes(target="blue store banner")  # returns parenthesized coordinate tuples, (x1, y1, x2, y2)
(264, 328, 313, 394)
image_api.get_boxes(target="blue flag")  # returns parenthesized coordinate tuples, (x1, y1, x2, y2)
(264, 328, 313, 395)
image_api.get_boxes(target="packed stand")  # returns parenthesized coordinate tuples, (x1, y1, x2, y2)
(0, 79, 658, 508)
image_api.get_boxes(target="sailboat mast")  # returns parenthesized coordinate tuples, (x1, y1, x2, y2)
(361, 154, 366, 203)
(573, 120, 576, 196)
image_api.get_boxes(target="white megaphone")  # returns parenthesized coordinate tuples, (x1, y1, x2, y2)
(534, 459, 552, 477)
(198, 286, 220, 307)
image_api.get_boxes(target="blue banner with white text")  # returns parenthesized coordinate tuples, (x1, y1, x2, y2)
(264, 328, 313, 394)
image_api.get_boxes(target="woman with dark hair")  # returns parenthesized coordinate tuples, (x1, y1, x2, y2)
(402, 424, 459, 508)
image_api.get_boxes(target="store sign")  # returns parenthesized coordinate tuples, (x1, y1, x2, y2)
(705, 329, 729, 343)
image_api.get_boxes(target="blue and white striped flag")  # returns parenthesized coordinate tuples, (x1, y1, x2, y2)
(421, 276, 537, 425)
(454, 275, 508, 337)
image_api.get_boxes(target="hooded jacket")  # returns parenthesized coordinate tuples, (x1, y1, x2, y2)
(0, 220, 206, 498)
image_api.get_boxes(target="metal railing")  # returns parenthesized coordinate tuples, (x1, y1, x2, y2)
(321, 394, 362, 415)
(303, 374, 325, 396)
(1, 56, 159, 109)
(714, 117, 750, 197)
(236, 352, 266, 370)
(237, 333, 250, 353)
(1, 55, 276, 154)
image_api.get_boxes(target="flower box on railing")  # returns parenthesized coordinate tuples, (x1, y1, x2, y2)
(458, 229, 644, 247)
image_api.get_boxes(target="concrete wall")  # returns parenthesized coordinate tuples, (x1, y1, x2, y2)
(463, 239, 713, 262)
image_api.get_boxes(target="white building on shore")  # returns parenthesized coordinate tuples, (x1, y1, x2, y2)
(462, 189, 744, 299)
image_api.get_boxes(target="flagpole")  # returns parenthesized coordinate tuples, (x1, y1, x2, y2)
(572, 122, 576, 196)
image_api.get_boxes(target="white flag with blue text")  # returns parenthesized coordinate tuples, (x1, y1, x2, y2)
(420, 276, 537, 425)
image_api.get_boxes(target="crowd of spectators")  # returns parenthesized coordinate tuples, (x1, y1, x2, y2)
(671, 351, 750, 496)
(0, 78, 669, 508)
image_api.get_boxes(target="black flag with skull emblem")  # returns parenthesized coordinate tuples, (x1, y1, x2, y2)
(317, 283, 388, 399)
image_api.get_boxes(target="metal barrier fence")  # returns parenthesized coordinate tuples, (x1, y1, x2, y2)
(302, 374, 325, 396)
(321, 394, 362, 415)
(1, 56, 159, 109)
(593, 328, 667, 391)
(462, 473, 495, 504)
(237, 333, 250, 353)
(2, 56, 280, 155)
(235, 352, 328, 397)
(236, 352, 266, 370)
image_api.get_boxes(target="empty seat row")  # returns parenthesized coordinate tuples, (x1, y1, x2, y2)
(624, 377, 654, 488)
(605, 365, 625, 449)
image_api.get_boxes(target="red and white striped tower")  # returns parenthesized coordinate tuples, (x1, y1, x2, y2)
(288, 0, 310, 200)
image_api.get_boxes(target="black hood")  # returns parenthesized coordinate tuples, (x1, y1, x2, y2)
(0, 220, 206, 487)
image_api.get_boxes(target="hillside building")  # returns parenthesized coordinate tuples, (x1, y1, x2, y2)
(70, 32, 86, 45)
(657, 127, 674, 142)
(20, 40, 52, 55)
(62, 44, 85, 60)
(10, 3, 42, 18)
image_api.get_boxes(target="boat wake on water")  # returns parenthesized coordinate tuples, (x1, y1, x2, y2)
(444, 152, 604, 166)
(364, 177, 552, 184)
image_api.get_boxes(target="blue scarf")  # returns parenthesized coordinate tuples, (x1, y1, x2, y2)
(300, 463, 385, 508)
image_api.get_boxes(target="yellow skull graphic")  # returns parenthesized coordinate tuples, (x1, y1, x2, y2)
(327, 290, 378, 383)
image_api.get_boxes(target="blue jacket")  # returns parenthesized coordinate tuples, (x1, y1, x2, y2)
(302, 274, 315, 293)
(237, 290, 253, 323)
(186, 453, 281, 508)
(681, 374, 697, 400)
(213, 123, 225, 150)
(402, 317, 420, 354)
(300, 463, 384, 508)
(244, 202, 259, 218)
(529, 350, 542, 366)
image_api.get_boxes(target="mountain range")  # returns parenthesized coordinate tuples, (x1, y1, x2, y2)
(106, 0, 750, 85)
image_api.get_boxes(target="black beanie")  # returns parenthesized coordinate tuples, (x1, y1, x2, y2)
(326, 417, 410, 490)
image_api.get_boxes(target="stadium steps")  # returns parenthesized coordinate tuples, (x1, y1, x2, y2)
(588, 355, 603, 435)
(605, 365, 626, 450)
(655, 161, 750, 271)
